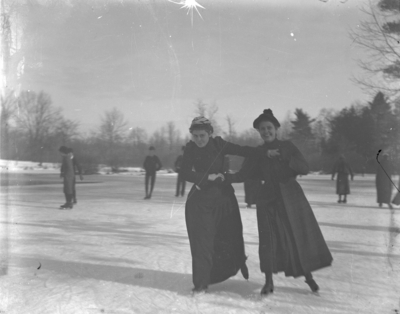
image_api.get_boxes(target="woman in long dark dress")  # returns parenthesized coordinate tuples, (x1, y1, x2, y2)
(225, 109, 333, 295)
(376, 153, 393, 209)
(181, 116, 258, 293)
(331, 155, 353, 204)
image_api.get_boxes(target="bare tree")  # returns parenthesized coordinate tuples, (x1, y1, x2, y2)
(278, 110, 293, 140)
(224, 115, 237, 142)
(98, 107, 128, 144)
(15, 90, 62, 162)
(97, 107, 129, 169)
(312, 108, 336, 144)
(166, 121, 180, 150)
(194, 99, 207, 117)
(128, 127, 148, 146)
(349, 0, 400, 98)
(193, 100, 222, 135)
(53, 119, 80, 145)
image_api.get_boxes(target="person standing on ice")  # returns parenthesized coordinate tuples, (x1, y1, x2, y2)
(331, 155, 353, 204)
(174, 146, 186, 197)
(143, 146, 162, 200)
(376, 153, 393, 209)
(67, 147, 84, 204)
(224, 109, 333, 295)
(180, 116, 260, 294)
(59, 146, 75, 209)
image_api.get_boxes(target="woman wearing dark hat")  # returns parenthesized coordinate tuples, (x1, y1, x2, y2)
(225, 109, 333, 295)
(331, 155, 353, 204)
(181, 116, 259, 293)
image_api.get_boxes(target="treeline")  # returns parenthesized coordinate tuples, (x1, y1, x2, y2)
(1, 90, 399, 174)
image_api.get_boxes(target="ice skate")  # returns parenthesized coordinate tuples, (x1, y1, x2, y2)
(59, 203, 73, 209)
(305, 278, 319, 293)
(261, 274, 274, 295)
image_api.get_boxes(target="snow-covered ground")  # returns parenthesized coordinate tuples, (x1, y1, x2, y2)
(0, 172, 399, 314)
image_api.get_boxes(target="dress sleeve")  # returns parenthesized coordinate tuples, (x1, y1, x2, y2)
(215, 136, 259, 157)
(225, 154, 262, 183)
(180, 142, 210, 188)
(280, 141, 309, 175)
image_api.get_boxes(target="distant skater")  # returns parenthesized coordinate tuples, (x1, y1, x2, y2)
(143, 146, 162, 199)
(68, 148, 84, 204)
(331, 155, 353, 204)
(376, 153, 393, 209)
(174, 146, 186, 197)
(59, 146, 75, 209)
(225, 109, 333, 295)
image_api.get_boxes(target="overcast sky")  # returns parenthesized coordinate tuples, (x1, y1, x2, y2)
(15, 0, 369, 136)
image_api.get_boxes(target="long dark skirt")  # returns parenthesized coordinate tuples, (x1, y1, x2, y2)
(376, 172, 392, 204)
(185, 184, 247, 288)
(257, 197, 304, 278)
(63, 174, 75, 195)
(336, 173, 350, 195)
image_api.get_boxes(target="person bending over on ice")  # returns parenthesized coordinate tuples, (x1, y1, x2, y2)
(59, 146, 75, 209)
(225, 109, 333, 296)
(180, 116, 261, 294)
(143, 146, 162, 199)
(331, 154, 353, 204)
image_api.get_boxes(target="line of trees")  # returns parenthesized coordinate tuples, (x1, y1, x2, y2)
(1, 89, 399, 175)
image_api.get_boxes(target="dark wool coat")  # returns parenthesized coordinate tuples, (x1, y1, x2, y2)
(61, 153, 75, 195)
(143, 155, 162, 174)
(174, 155, 183, 173)
(181, 136, 258, 288)
(227, 139, 333, 277)
(376, 157, 393, 204)
(332, 159, 353, 195)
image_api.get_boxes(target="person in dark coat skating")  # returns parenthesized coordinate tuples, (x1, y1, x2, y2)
(59, 146, 75, 209)
(174, 146, 186, 197)
(376, 153, 393, 209)
(66, 148, 84, 204)
(181, 116, 260, 293)
(331, 155, 353, 204)
(143, 146, 162, 199)
(225, 109, 333, 295)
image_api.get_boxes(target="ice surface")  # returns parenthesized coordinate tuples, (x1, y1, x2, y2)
(0, 172, 399, 314)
